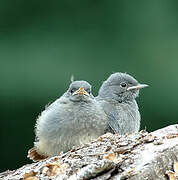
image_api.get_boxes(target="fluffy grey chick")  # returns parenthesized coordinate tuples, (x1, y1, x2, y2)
(96, 72, 148, 135)
(28, 80, 107, 161)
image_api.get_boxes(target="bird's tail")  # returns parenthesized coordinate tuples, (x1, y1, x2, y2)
(27, 147, 48, 162)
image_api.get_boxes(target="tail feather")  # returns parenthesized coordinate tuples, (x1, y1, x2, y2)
(28, 147, 48, 162)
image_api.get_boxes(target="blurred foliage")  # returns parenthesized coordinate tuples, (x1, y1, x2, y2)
(0, 0, 178, 171)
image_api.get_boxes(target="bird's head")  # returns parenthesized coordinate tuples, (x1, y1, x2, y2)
(98, 73, 148, 103)
(66, 80, 94, 102)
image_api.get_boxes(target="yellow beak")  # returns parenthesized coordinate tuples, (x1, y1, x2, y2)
(72, 87, 89, 96)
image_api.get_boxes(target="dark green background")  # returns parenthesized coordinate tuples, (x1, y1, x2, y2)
(0, 0, 178, 172)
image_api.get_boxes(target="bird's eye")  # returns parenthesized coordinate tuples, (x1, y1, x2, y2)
(120, 82, 127, 88)
(86, 89, 91, 94)
(70, 88, 76, 93)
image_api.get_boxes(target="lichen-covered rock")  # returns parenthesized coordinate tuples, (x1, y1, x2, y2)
(0, 125, 178, 180)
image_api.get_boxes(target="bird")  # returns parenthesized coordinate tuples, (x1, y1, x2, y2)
(28, 80, 107, 161)
(96, 72, 148, 135)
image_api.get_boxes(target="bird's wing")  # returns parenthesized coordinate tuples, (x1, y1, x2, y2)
(105, 110, 121, 134)
(34, 95, 71, 143)
(98, 100, 121, 134)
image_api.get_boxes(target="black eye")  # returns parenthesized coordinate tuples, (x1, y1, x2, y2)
(120, 82, 127, 88)
(70, 88, 76, 93)
(86, 89, 91, 94)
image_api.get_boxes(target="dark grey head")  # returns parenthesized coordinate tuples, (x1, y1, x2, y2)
(65, 80, 94, 102)
(98, 73, 148, 103)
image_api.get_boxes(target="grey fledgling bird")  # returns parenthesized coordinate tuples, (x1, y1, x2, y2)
(96, 72, 148, 134)
(28, 80, 107, 161)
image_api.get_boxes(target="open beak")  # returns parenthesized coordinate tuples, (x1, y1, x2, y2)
(127, 84, 148, 91)
(72, 87, 89, 96)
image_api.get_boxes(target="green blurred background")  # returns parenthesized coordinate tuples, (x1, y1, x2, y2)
(0, 0, 178, 172)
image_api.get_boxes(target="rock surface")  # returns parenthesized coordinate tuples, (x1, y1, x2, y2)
(0, 124, 178, 180)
